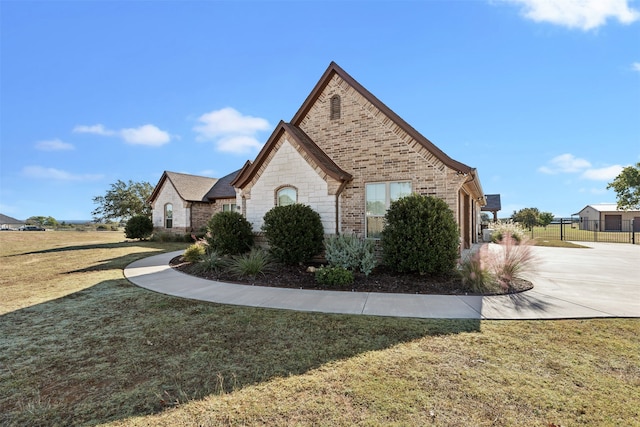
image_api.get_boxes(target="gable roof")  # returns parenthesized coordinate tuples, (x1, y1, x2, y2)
(575, 203, 639, 214)
(0, 213, 24, 224)
(149, 171, 218, 203)
(291, 61, 475, 174)
(205, 168, 241, 200)
(231, 121, 352, 188)
(481, 194, 501, 212)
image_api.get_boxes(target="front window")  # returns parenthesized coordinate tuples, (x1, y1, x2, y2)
(164, 203, 173, 228)
(222, 203, 237, 212)
(277, 187, 297, 206)
(365, 181, 411, 238)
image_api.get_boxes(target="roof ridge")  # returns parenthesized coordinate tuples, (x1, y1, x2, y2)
(290, 62, 473, 174)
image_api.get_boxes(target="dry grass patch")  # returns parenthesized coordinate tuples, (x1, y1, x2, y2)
(1, 232, 638, 426)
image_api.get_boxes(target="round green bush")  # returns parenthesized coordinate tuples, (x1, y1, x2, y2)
(381, 193, 459, 275)
(315, 266, 354, 287)
(124, 215, 153, 240)
(183, 243, 206, 262)
(206, 211, 254, 255)
(262, 204, 324, 264)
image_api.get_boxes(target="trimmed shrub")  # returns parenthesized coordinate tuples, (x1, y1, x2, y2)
(324, 234, 377, 276)
(227, 248, 272, 279)
(206, 211, 254, 255)
(262, 204, 324, 264)
(315, 266, 354, 287)
(381, 194, 459, 275)
(125, 215, 153, 240)
(183, 243, 206, 262)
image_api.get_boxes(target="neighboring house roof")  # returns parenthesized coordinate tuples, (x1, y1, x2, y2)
(291, 61, 476, 175)
(149, 171, 218, 203)
(574, 204, 639, 215)
(481, 194, 501, 212)
(0, 213, 24, 224)
(231, 121, 353, 188)
(205, 169, 242, 200)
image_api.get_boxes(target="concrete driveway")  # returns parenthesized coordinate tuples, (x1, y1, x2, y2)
(124, 242, 640, 320)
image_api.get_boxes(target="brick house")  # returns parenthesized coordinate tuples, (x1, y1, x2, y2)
(231, 62, 486, 248)
(149, 170, 238, 234)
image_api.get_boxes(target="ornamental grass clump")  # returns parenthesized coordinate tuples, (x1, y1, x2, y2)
(324, 234, 377, 276)
(490, 220, 528, 244)
(459, 236, 537, 293)
(227, 248, 273, 279)
(491, 234, 537, 291)
(458, 245, 498, 293)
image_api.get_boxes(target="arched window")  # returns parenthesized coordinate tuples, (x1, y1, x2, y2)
(164, 203, 173, 228)
(330, 95, 341, 120)
(277, 187, 297, 207)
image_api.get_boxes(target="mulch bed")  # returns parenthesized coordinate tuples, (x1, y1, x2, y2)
(170, 256, 533, 296)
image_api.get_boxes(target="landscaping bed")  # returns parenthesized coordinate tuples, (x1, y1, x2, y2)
(170, 256, 533, 295)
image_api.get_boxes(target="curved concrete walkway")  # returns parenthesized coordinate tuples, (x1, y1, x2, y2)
(124, 242, 640, 320)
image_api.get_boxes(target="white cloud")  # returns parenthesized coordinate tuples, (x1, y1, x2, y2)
(35, 138, 74, 151)
(581, 164, 624, 180)
(72, 124, 116, 136)
(632, 62, 640, 72)
(22, 165, 103, 181)
(538, 153, 591, 174)
(504, 0, 640, 30)
(216, 135, 264, 154)
(73, 123, 170, 146)
(194, 107, 270, 154)
(120, 124, 171, 146)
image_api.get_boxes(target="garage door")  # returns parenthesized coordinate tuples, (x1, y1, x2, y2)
(604, 215, 622, 231)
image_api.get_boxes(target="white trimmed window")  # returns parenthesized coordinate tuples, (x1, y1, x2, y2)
(164, 203, 173, 229)
(222, 203, 237, 212)
(365, 181, 411, 238)
(277, 187, 297, 207)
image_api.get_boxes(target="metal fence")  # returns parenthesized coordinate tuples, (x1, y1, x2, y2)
(531, 219, 639, 244)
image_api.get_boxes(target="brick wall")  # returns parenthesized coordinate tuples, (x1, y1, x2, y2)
(297, 75, 467, 236)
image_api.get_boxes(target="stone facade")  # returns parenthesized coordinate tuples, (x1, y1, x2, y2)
(150, 179, 190, 233)
(239, 138, 340, 233)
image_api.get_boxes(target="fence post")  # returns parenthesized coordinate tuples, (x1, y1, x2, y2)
(560, 218, 564, 241)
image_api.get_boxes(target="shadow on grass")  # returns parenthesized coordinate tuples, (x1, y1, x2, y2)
(7, 240, 187, 257)
(0, 278, 480, 426)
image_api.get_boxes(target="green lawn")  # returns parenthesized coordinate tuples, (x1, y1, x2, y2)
(1, 232, 638, 426)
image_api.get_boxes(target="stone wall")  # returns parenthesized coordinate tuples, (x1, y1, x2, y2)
(241, 139, 338, 233)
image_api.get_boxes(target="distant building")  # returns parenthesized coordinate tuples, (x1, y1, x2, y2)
(481, 194, 501, 222)
(573, 204, 640, 232)
(0, 213, 24, 230)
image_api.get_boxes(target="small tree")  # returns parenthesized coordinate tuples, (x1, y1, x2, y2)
(511, 208, 540, 230)
(262, 204, 324, 264)
(125, 215, 153, 240)
(538, 212, 554, 229)
(93, 180, 153, 223)
(206, 211, 254, 255)
(381, 194, 459, 275)
(607, 162, 640, 210)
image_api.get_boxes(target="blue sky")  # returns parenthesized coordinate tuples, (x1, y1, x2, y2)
(1, 0, 639, 221)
